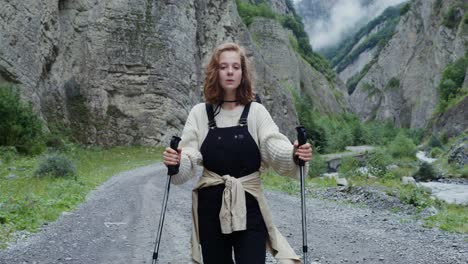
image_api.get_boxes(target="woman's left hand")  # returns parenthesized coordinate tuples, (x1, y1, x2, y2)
(293, 140, 313, 162)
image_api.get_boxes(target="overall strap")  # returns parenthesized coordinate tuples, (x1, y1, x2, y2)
(238, 102, 252, 127)
(205, 104, 217, 129)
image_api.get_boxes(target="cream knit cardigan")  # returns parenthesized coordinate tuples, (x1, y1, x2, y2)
(171, 102, 305, 263)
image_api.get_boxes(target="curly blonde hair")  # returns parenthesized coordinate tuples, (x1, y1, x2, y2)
(203, 43, 254, 105)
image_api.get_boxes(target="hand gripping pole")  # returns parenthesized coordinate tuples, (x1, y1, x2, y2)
(296, 126, 308, 263)
(152, 136, 181, 264)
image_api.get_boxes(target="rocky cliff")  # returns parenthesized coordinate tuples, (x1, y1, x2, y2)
(0, 0, 346, 146)
(249, 17, 347, 113)
(346, 0, 467, 130)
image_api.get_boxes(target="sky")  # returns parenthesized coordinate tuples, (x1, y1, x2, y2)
(294, 0, 408, 50)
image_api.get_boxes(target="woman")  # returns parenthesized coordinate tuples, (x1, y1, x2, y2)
(163, 42, 312, 264)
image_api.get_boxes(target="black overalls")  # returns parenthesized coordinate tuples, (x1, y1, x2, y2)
(197, 103, 268, 264)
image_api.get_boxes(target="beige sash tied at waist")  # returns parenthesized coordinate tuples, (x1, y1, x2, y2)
(190, 169, 301, 264)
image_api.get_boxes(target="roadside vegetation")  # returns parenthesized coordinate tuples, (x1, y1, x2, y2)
(261, 135, 467, 234)
(261, 90, 467, 234)
(0, 84, 163, 248)
(435, 51, 467, 114)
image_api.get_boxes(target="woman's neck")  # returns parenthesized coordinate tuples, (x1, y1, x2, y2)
(221, 92, 238, 110)
(222, 101, 238, 110)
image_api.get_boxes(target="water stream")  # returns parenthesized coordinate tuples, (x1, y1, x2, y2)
(416, 151, 467, 205)
(419, 182, 468, 205)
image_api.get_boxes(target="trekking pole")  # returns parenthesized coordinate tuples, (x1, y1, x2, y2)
(152, 136, 181, 264)
(296, 126, 308, 264)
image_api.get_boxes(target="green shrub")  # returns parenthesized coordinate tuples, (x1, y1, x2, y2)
(34, 154, 76, 178)
(437, 57, 467, 112)
(460, 165, 468, 178)
(361, 123, 383, 145)
(399, 185, 430, 209)
(365, 149, 392, 177)
(45, 134, 66, 151)
(0, 146, 17, 163)
(442, 5, 463, 29)
(428, 134, 443, 149)
(413, 162, 438, 182)
(343, 113, 366, 145)
(308, 154, 327, 177)
(440, 132, 449, 145)
(236, 0, 276, 26)
(400, 2, 411, 16)
(293, 91, 421, 155)
(362, 121, 399, 146)
(0, 85, 44, 154)
(404, 128, 424, 145)
(338, 156, 361, 178)
(388, 133, 417, 158)
(430, 147, 444, 158)
(326, 126, 354, 153)
(27, 142, 46, 156)
(281, 15, 307, 40)
(385, 77, 400, 91)
(292, 92, 328, 153)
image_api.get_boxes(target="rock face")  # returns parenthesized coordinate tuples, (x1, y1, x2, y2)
(432, 96, 468, 138)
(336, 18, 389, 82)
(447, 137, 468, 167)
(348, 0, 467, 129)
(0, 0, 346, 146)
(338, 47, 377, 82)
(249, 17, 347, 114)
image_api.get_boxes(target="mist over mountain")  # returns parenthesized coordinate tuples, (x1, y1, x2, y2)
(295, 0, 408, 50)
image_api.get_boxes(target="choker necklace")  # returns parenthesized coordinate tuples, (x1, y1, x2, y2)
(222, 100, 237, 103)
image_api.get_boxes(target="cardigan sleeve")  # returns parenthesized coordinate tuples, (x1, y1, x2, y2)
(256, 104, 306, 180)
(170, 105, 203, 185)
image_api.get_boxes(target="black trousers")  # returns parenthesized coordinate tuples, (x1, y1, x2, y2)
(198, 186, 267, 264)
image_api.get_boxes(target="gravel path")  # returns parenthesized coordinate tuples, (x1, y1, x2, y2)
(0, 163, 466, 264)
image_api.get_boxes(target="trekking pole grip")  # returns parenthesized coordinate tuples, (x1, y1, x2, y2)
(296, 126, 307, 167)
(168, 136, 182, 176)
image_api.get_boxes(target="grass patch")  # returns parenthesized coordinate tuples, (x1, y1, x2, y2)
(349, 175, 468, 233)
(260, 169, 300, 195)
(423, 204, 468, 233)
(262, 166, 468, 233)
(0, 145, 163, 248)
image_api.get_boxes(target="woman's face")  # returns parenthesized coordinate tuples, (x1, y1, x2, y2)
(218, 50, 242, 94)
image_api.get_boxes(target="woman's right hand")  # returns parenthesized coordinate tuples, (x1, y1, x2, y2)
(163, 146, 182, 166)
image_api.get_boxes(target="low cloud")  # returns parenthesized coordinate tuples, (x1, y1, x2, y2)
(302, 0, 407, 50)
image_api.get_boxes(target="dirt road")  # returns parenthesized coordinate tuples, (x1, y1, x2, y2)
(0, 163, 466, 264)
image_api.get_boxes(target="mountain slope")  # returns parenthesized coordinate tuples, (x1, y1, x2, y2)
(345, 0, 467, 130)
(0, 0, 346, 145)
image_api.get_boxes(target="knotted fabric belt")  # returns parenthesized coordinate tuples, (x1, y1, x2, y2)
(190, 169, 300, 264)
(196, 169, 261, 233)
